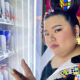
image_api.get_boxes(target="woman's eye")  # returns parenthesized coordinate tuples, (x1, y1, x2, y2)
(55, 29, 62, 33)
(44, 33, 49, 36)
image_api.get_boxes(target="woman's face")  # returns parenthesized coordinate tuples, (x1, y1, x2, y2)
(44, 15, 77, 57)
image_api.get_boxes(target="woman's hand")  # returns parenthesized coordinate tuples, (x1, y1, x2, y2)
(10, 59, 36, 80)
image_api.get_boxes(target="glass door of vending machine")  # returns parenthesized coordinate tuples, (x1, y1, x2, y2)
(0, 0, 42, 80)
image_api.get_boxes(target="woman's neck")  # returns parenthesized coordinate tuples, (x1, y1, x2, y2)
(51, 45, 80, 68)
(65, 45, 80, 59)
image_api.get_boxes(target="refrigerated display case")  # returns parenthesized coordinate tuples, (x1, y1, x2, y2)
(0, 0, 42, 80)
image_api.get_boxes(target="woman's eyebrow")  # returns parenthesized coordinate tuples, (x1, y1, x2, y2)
(43, 25, 62, 32)
(51, 25, 62, 29)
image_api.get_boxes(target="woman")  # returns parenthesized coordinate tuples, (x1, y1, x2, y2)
(10, 6, 80, 80)
(41, 10, 80, 80)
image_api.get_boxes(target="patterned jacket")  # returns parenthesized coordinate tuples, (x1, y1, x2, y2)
(47, 55, 80, 80)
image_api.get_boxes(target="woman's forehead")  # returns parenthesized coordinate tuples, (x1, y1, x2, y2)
(44, 15, 72, 31)
(44, 15, 67, 27)
(45, 15, 66, 23)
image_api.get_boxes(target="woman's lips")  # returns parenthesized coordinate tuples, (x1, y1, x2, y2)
(50, 44, 59, 49)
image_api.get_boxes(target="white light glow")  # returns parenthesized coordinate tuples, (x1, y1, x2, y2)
(33, 0, 37, 77)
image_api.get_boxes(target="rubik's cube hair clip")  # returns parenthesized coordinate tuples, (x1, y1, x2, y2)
(59, 0, 71, 10)
(45, 0, 71, 16)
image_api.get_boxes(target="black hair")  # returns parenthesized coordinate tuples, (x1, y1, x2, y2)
(44, 0, 80, 34)
(50, 0, 80, 14)
(45, 10, 79, 27)
(44, 0, 80, 36)
(44, 9, 80, 36)
(49, 0, 80, 27)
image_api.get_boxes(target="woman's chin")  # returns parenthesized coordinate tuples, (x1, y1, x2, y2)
(51, 49, 60, 55)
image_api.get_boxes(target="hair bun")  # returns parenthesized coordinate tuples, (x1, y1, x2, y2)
(71, 55, 80, 63)
(50, 0, 80, 15)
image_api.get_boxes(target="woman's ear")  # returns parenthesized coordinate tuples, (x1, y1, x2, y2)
(75, 25, 80, 38)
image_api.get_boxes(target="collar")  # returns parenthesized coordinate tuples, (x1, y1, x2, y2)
(47, 59, 79, 80)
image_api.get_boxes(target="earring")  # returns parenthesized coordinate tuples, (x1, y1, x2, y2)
(76, 37, 80, 45)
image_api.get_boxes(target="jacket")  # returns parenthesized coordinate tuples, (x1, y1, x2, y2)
(47, 55, 80, 80)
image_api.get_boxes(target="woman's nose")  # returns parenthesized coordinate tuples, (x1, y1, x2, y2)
(49, 34, 56, 41)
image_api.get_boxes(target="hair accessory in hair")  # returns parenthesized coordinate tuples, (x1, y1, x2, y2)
(45, 9, 54, 15)
(50, 0, 72, 11)
(59, 0, 71, 10)
(50, 0, 80, 14)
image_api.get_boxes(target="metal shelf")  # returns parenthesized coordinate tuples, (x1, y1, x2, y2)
(0, 21, 15, 26)
(0, 22, 14, 26)
(0, 18, 15, 26)
(0, 51, 16, 61)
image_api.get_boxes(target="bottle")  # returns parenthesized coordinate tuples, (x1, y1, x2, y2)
(0, 31, 6, 54)
(10, 1, 15, 24)
(1, 0, 5, 21)
(0, 71, 3, 80)
(4, 0, 10, 22)
(3, 70, 8, 80)
(9, 31, 15, 51)
(4, 30, 11, 52)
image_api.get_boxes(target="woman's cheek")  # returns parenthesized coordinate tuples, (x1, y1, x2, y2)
(57, 31, 73, 43)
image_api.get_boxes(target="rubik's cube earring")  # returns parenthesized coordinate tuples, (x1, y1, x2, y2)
(76, 37, 80, 45)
